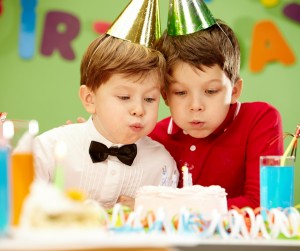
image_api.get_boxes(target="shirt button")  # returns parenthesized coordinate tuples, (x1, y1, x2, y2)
(111, 170, 116, 175)
(190, 145, 196, 151)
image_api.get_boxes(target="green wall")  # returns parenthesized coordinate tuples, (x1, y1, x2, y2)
(1, 0, 299, 204)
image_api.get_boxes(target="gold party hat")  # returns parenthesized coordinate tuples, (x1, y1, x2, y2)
(167, 0, 216, 36)
(107, 0, 161, 48)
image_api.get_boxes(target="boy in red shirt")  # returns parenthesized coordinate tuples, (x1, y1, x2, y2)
(149, 0, 284, 209)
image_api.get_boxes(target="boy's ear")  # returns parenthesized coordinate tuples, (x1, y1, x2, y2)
(79, 85, 95, 114)
(161, 89, 169, 106)
(231, 79, 243, 104)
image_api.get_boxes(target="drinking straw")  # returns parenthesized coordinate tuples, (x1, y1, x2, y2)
(281, 124, 300, 165)
(0, 112, 33, 124)
(0, 112, 7, 122)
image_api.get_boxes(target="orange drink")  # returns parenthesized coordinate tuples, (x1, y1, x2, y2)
(11, 153, 34, 226)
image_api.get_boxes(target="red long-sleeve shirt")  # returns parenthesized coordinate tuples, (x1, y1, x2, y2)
(149, 102, 284, 209)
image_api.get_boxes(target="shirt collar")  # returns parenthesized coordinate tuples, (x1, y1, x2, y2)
(87, 116, 114, 147)
(167, 117, 181, 135)
(212, 102, 240, 135)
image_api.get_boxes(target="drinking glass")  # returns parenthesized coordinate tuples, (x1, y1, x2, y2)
(260, 155, 295, 213)
(10, 120, 38, 226)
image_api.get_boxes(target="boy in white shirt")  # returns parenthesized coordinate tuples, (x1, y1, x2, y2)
(33, 0, 178, 210)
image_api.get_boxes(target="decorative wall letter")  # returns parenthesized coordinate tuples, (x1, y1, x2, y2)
(19, 0, 38, 59)
(40, 11, 80, 60)
(249, 20, 295, 72)
(0, 0, 3, 15)
(283, 3, 300, 23)
(260, 0, 279, 8)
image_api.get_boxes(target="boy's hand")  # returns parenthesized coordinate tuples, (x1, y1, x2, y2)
(117, 195, 135, 210)
(66, 117, 86, 125)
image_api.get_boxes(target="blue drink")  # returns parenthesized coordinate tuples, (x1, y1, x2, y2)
(260, 156, 294, 213)
(0, 146, 10, 235)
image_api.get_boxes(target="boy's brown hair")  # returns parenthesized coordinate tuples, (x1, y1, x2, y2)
(80, 34, 166, 91)
(155, 19, 240, 89)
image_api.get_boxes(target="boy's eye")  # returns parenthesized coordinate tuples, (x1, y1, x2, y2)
(205, 90, 218, 95)
(145, 97, 156, 103)
(117, 96, 130, 100)
(174, 91, 187, 96)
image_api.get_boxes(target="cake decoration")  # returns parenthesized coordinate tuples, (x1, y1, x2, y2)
(108, 205, 300, 240)
(18, 180, 300, 239)
(19, 181, 107, 228)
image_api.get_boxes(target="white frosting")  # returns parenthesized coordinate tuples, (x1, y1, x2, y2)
(135, 185, 228, 220)
(136, 185, 227, 198)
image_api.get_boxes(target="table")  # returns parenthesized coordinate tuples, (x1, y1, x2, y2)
(0, 229, 300, 251)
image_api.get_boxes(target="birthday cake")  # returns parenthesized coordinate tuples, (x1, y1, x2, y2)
(19, 181, 107, 228)
(16, 181, 300, 240)
(134, 185, 228, 220)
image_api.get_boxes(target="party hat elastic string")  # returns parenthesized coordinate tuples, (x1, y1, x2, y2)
(85, 35, 108, 79)
(215, 23, 234, 51)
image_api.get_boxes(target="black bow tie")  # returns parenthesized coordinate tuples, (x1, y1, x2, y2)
(89, 141, 137, 166)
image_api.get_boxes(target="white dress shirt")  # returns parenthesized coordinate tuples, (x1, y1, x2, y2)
(33, 117, 178, 208)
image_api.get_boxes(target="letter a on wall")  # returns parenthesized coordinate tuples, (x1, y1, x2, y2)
(40, 11, 80, 60)
(249, 20, 295, 72)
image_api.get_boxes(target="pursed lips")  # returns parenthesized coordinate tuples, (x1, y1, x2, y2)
(189, 120, 205, 128)
(129, 123, 143, 131)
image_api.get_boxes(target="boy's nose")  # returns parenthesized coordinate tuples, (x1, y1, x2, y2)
(190, 97, 203, 111)
(131, 103, 144, 117)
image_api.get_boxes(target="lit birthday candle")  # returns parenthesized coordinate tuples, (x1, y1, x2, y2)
(53, 141, 67, 190)
(181, 165, 189, 187)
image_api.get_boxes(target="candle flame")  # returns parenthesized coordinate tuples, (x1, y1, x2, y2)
(181, 165, 188, 172)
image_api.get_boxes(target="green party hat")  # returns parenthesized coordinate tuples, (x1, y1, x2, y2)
(107, 0, 161, 48)
(167, 0, 216, 36)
